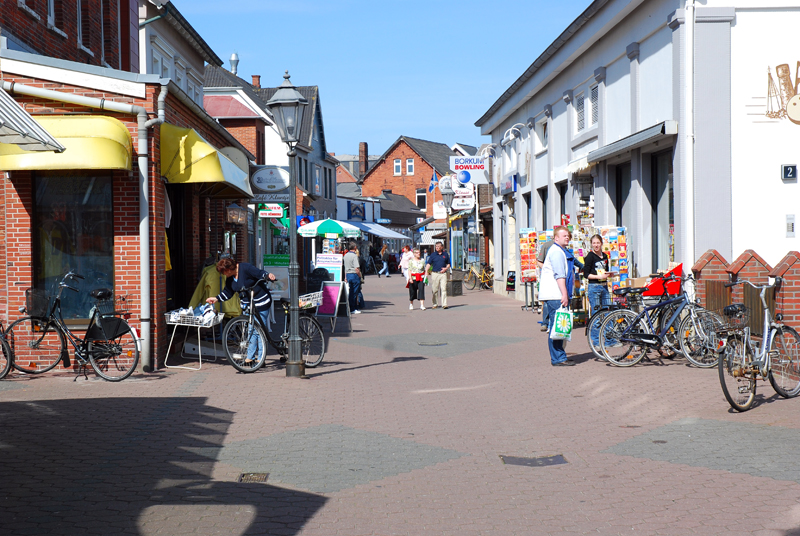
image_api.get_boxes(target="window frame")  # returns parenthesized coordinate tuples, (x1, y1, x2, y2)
(415, 188, 427, 210)
(590, 84, 599, 127)
(575, 92, 585, 132)
(393, 159, 401, 176)
(406, 158, 414, 175)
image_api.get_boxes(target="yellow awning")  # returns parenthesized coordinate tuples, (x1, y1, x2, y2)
(160, 123, 253, 199)
(0, 115, 132, 170)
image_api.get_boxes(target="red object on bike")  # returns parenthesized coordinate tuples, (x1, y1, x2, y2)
(643, 263, 683, 296)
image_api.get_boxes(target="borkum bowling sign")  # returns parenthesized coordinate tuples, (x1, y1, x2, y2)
(449, 156, 488, 185)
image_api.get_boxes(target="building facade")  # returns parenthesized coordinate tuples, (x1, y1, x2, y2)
(476, 0, 800, 301)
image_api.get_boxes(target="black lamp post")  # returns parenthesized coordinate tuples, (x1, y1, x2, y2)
(265, 71, 308, 378)
(439, 175, 455, 213)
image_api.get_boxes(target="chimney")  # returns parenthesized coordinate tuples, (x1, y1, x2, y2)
(230, 52, 239, 75)
(359, 142, 368, 178)
(251, 75, 261, 88)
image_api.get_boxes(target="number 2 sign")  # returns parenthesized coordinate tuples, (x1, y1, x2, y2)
(782, 165, 797, 181)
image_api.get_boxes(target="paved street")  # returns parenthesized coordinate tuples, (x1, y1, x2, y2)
(3, 275, 800, 536)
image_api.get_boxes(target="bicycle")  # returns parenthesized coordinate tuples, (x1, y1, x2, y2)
(221, 279, 325, 373)
(0, 323, 12, 380)
(464, 263, 494, 290)
(718, 278, 800, 412)
(6, 272, 140, 381)
(598, 274, 720, 367)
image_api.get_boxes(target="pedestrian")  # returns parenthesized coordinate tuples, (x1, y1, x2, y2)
(537, 238, 555, 331)
(425, 241, 451, 309)
(583, 233, 612, 348)
(206, 257, 276, 363)
(344, 241, 362, 314)
(378, 244, 390, 277)
(400, 245, 413, 281)
(539, 226, 576, 366)
(407, 247, 426, 310)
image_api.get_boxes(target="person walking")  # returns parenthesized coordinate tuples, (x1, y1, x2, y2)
(206, 257, 277, 363)
(344, 242, 362, 314)
(583, 233, 611, 348)
(378, 244, 390, 277)
(407, 248, 427, 310)
(539, 226, 576, 366)
(425, 241, 451, 309)
(400, 245, 413, 281)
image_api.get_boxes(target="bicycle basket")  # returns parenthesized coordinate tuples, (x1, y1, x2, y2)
(95, 294, 136, 316)
(298, 291, 323, 310)
(716, 303, 750, 329)
(25, 288, 50, 317)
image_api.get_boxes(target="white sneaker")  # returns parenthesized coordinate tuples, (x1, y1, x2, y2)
(353, 310, 361, 314)
(420, 305, 426, 310)
(409, 304, 414, 310)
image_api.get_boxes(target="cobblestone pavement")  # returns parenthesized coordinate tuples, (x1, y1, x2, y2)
(3, 275, 800, 535)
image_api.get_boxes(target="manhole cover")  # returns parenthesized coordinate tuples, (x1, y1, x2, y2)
(237, 473, 269, 483)
(418, 342, 448, 347)
(500, 455, 567, 467)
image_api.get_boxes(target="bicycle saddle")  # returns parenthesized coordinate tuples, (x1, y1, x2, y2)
(613, 287, 647, 296)
(90, 288, 113, 300)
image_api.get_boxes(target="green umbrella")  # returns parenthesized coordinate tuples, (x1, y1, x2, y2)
(297, 218, 361, 238)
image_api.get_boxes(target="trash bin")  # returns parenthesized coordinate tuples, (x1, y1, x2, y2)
(446, 279, 462, 297)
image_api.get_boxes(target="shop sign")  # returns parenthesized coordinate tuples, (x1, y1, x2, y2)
(325, 233, 338, 238)
(376, 218, 391, 224)
(499, 173, 517, 195)
(451, 181, 475, 211)
(263, 254, 290, 267)
(433, 200, 447, 219)
(251, 166, 291, 202)
(449, 156, 489, 185)
(258, 203, 284, 218)
(348, 201, 365, 220)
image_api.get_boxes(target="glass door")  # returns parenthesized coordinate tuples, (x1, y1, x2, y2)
(651, 151, 674, 271)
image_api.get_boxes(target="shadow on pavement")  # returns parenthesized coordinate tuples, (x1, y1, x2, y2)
(0, 397, 325, 535)
(306, 355, 426, 377)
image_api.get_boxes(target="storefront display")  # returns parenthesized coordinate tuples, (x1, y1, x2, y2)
(519, 228, 537, 283)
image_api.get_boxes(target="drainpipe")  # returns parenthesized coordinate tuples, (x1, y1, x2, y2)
(683, 0, 696, 266)
(2, 81, 168, 373)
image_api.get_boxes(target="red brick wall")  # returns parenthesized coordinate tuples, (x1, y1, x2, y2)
(691, 249, 730, 309)
(361, 141, 433, 217)
(218, 118, 265, 165)
(0, 0, 123, 69)
(726, 250, 773, 305)
(770, 252, 800, 332)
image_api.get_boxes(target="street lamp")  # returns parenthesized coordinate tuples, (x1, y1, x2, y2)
(439, 175, 455, 213)
(265, 71, 308, 378)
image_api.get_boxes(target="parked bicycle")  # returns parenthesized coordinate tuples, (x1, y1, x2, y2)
(6, 271, 140, 381)
(597, 274, 721, 367)
(0, 323, 12, 380)
(464, 263, 494, 290)
(221, 279, 325, 373)
(718, 278, 800, 412)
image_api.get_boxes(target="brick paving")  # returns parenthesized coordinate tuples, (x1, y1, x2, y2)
(2, 274, 800, 535)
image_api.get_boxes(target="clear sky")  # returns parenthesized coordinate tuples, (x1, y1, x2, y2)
(183, 0, 592, 157)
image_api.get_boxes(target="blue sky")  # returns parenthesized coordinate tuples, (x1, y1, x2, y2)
(184, 1, 592, 156)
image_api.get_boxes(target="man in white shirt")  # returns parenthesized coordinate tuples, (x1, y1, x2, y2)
(539, 226, 575, 366)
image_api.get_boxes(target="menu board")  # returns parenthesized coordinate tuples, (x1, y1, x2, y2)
(519, 228, 537, 283)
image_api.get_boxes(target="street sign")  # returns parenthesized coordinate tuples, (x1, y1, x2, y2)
(450, 156, 489, 185)
(376, 218, 391, 224)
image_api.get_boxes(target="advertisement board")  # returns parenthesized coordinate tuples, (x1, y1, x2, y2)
(451, 180, 475, 211)
(449, 156, 489, 185)
(314, 253, 343, 282)
(251, 166, 291, 202)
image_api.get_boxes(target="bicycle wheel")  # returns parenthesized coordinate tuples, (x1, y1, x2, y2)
(484, 272, 494, 289)
(0, 338, 11, 379)
(768, 326, 800, 398)
(679, 310, 723, 368)
(719, 334, 756, 411)
(464, 270, 477, 290)
(7, 316, 67, 374)
(297, 314, 325, 368)
(222, 316, 268, 373)
(655, 302, 682, 358)
(599, 309, 647, 367)
(586, 309, 613, 360)
(88, 320, 139, 381)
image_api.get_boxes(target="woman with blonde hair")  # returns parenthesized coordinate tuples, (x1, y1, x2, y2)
(407, 248, 426, 310)
(399, 245, 413, 281)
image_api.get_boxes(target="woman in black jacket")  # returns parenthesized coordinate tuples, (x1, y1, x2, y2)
(582, 234, 611, 347)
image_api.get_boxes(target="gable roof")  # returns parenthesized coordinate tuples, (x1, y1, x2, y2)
(204, 64, 272, 121)
(255, 85, 322, 154)
(203, 95, 260, 119)
(452, 143, 478, 156)
(361, 135, 458, 184)
(474, 0, 611, 129)
(336, 164, 358, 183)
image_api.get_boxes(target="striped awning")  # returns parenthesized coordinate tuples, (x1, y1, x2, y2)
(0, 88, 65, 152)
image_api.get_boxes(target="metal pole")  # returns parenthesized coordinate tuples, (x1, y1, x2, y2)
(286, 146, 304, 377)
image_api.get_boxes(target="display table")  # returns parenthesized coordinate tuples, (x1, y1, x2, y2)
(164, 312, 224, 371)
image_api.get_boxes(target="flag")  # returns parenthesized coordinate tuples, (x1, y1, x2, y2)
(428, 169, 438, 192)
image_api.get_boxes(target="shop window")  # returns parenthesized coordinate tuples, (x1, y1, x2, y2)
(590, 85, 599, 126)
(33, 173, 114, 321)
(394, 159, 401, 175)
(575, 93, 585, 132)
(406, 159, 414, 175)
(416, 188, 427, 210)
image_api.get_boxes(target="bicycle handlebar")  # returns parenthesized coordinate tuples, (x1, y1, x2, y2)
(59, 271, 84, 293)
(724, 277, 781, 291)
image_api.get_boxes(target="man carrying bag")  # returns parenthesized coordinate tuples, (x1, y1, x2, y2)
(539, 226, 576, 366)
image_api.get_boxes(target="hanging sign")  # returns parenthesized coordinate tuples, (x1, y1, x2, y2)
(451, 181, 475, 211)
(258, 203, 284, 218)
(433, 200, 447, 219)
(251, 166, 291, 202)
(450, 156, 489, 185)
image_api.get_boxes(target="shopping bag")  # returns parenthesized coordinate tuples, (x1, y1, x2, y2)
(550, 307, 573, 341)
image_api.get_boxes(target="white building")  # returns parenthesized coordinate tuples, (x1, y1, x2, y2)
(476, 0, 800, 300)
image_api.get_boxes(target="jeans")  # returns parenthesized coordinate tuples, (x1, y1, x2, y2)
(379, 261, 389, 275)
(346, 273, 361, 311)
(545, 299, 567, 365)
(587, 284, 611, 346)
(246, 309, 271, 362)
